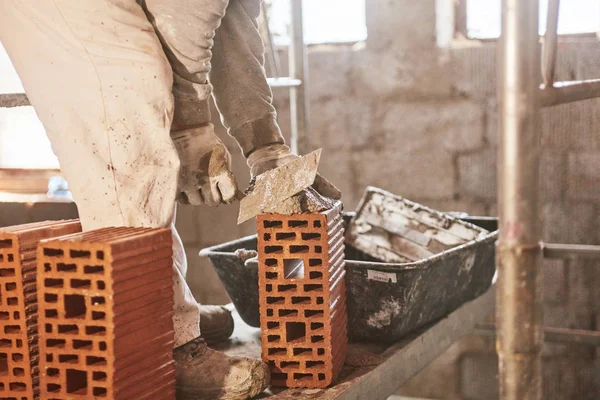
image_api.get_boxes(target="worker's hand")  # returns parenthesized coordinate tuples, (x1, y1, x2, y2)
(172, 124, 238, 206)
(247, 144, 342, 200)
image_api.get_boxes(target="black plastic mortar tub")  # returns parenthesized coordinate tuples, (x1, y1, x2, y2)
(200, 214, 497, 342)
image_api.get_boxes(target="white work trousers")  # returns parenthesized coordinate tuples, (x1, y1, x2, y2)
(0, 0, 282, 347)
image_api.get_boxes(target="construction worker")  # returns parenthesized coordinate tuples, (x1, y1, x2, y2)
(0, 1, 339, 399)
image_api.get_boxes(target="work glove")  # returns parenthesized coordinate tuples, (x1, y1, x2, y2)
(172, 124, 238, 207)
(247, 144, 342, 200)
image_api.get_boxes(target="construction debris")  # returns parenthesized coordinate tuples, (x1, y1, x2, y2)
(346, 187, 488, 263)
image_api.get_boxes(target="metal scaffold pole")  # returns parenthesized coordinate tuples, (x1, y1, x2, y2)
(497, 0, 543, 399)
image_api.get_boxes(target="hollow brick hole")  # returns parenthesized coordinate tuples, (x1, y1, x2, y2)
(0, 268, 15, 277)
(286, 322, 306, 343)
(57, 263, 76, 272)
(309, 271, 323, 280)
(305, 310, 324, 318)
(309, 259, 322, 267)
(302, 233, 321, 241)
(288, 220, 308, 228)
(265, 259, 278, 267)
(0, 353, 7, 376)
(278, 309, 298, 317)
(291, 296, 310, 305)
(264, 245, 283, 254)
(10, 382, 26, 391)
(280, 361, 300, 369)
(66, 369, 87, 395)
(64, 294, 86, 319)
(84, 265, 104, 274)
(283, 259, 304, 279)
(275, 232, 296, 241)
(43, 248, 63, 257)
(263, 220, 282, 228)
(306, 361, 325, 368)
(289, 245, 309, 254)
(294, 373, 313, 382)
(70, 249, 91, 259)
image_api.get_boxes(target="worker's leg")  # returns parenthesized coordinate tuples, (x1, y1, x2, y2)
(211, 0, 285, 156)
(0, 0, 200, 347)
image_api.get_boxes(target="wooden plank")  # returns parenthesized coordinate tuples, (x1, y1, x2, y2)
(217, 285, 495, 400)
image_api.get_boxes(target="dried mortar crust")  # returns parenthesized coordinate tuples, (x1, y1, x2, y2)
(0, 220, 82, 400)
(257, 201, 348, 388)
(37, 227, 175, 399)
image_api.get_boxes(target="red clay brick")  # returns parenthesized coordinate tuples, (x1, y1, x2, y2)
(37, 227, 175, 399)
(257, 202, 348, 388)
(0, 220, 82, 400)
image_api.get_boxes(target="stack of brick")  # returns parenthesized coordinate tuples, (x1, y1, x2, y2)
(37, 227, 175, 399)
(257, 201, 347, 388)
(0, 220, 82, 400)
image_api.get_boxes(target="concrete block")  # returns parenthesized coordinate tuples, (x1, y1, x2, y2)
(350, 49, 417, 98)
(355, 147, 455, 201)
(309, 97, 373, 150)
(365, 0, 436, 52)
(541, 99, 600, 150)
(457, 148, 497, 200)
(540, 150, 567, 202)
(451, 44, 497, 100)
(308, 49, 352, 102)
(352, 49, 454, 99)
(317, 147, 360, 210)
(484, 98, 499, 147)
(567, 152, 600, 201)
(541, 201, 596, 244)
(381, 101, 484, 151)
(543, 259, 567, 305)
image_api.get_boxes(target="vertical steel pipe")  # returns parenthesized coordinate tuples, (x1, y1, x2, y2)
(542, 0, 560, 86)
(497, 0, 543, 399)
(289, 0, 311, 155)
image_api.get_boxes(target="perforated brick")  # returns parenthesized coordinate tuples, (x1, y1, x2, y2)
(0, 220, 82, 400)
(37, 227, 175, 399)
(257, 201, 348, 388)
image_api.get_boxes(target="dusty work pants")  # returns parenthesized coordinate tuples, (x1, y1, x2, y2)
(0, 0, 283, 347)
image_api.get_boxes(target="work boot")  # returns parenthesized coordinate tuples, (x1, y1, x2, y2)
(174, 337, 270, 400)
(199, 305, 235, 345)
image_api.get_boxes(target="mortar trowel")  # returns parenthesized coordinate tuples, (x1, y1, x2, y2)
(236, 149, 322, 224)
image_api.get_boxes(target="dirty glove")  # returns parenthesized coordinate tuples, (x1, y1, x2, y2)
(172, 124, 238, 206)
(247, 144, 342, 200)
